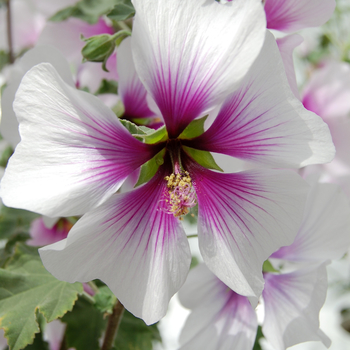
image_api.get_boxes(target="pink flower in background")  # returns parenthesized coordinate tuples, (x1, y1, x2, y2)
(27, 217, 72, 247)
(0, 0, 334, 325)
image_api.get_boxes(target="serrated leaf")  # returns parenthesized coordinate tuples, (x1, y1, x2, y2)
(182, 146, 223, 172)
(62, 298, 107, 350)
(113, 310, 161, 350)
(0, 243, 83, 350)
(135, 148, 166, 187)
(107, 0, 135, 21)
(178, 115, 207, 140)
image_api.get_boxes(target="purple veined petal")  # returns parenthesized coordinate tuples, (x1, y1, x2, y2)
(178, 264, 258, 350)
(117, 38, 156, 120)
(264, 0, 336, 33)
(190, 31, 335, 168)
(0, 63, 158, 217)
(262, 265, 331, 350)
(131, 0, 266, 138)
(302, 61, 350, 120)
(276, 34, 303, 100)
(187, 162, 309, 298)
(0, 45, 75, 148)
(39, 170, 191, 325)
(271, 181, 350, 263)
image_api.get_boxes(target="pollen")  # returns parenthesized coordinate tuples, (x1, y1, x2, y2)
(162, 171, 197, 219)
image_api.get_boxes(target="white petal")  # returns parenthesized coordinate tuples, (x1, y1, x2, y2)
(276, 34, 303, 100)
(189, 164, 309, 298)
(178, 264, 257, 350)
(0, 45, 75, 148)
(39, 173, 191, 325)
(263, 265, 331, 350)
(131, 0, 266, 137)
(190, 31, 335, 168)
(271, 181, 350, 263)
(0, 63, 156, 217)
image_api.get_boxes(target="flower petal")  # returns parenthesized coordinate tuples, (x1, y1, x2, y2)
(0, 45, 75, 148)
(39, 171, 191, 325)
(117, 38, 155, 120)
(190, 31, 335, 168)
(263, 265, 331, 350)
(302, 61, 350, 120)
(188, 164, 308, 298)
(271, 181, 350, 263)
(0, 63, 157, 217)
(276, 34, 303, 100)
(264, 0, 336, 33)
(178, 264, 257, 350)
(131, 0, 266, 137)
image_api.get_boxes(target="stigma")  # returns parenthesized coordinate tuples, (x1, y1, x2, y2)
(162, 171, 197, 219)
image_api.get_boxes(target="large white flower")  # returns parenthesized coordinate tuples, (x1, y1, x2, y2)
(0, 0, 334, 324)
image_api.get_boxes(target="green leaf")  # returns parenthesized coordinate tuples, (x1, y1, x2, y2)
(178, 115, 207, 140)
(62, 298, 107, 350)
(0, 145, 13, 168)
(0, 50, 10, 72)
(0, 243, 83, 350)
(113, 310, 161, 350)
(253, 326, 264, 350)
(0, 205, 39, 241)
(135, 148, 166, 187)
(49, 6, 84, 22)
(93, 286, 117, 314)
(262, 259, 279, 273)
(182, 146, 223, 172)
(23, 331, 49, 350)
(95, 79, 118, 95)
(107, 0, 135, 21)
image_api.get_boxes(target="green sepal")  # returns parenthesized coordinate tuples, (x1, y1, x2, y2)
(0, 243, 83, 350)
(120, 119, 168, 144)
(142, 125, 168, 144)
(119, 119, 148, 140)
(95, 79, 118, 95)
(262, 259, 279, 273)
(182, 146, 223, 172)
(135, 148, 166, 187)
(107, 0, 135, 21)
(253, 325, 264, 350)
(178, 115, 208, 140)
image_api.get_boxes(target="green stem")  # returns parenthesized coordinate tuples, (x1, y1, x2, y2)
(80, 291, 95, 304)
(101, 299, 125, 350)
(87, 280, 100, 294)
(6, 0, 14, 63)
(187, 234, 198, 239)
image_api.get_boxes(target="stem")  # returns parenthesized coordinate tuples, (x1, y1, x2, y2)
(87, 280, 100, 294)
(6, 0, 14, 63)
(101, 299, 125, 350)
(187, 234, 198, 239)
(80, 291, 96, 304)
